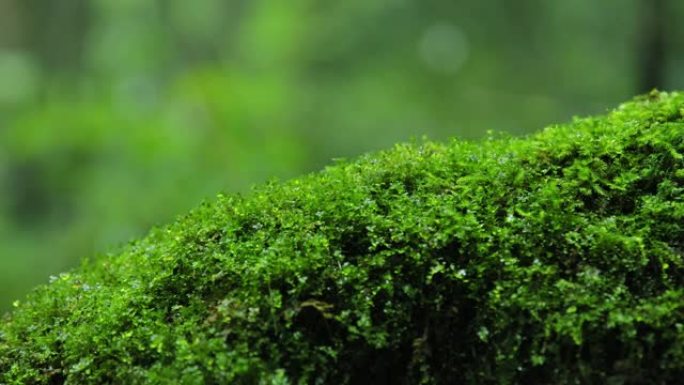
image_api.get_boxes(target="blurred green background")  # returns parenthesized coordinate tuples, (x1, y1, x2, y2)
(1, 0, 682, 311)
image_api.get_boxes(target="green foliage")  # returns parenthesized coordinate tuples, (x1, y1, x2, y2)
(1, 0, 671, 310)
(2, 91, 684, 384)
(0, 73, 307, 308)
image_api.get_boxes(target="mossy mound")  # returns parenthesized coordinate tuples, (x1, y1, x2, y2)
(2, 92, 684, 385)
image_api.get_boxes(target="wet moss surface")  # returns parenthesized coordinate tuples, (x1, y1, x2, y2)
(1, 92, 683, 384)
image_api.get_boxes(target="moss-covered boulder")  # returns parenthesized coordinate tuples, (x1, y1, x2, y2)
(2, 92, 684, 385)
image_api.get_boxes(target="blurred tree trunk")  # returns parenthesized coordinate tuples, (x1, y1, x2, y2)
(22, 0, 90, 75)
(0, 0, 24, 48)
(637, 0, 667, 92)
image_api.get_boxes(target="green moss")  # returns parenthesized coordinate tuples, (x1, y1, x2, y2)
(2, 91, 684, 384)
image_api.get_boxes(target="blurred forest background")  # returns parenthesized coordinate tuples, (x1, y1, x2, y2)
(1, 0, 683, 311)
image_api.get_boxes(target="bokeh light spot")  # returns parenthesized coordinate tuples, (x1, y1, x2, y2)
(418, 23, 469, 74)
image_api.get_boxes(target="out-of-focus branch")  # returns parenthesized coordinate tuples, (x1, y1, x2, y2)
(637, 0, 667, 92)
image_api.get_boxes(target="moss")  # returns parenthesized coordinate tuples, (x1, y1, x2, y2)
(2, 91, 684, 384)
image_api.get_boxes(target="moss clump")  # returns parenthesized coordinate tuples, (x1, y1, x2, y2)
(2, 92, 684, 384)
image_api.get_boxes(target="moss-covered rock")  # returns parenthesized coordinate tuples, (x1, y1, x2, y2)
(2, 91, 684, 384)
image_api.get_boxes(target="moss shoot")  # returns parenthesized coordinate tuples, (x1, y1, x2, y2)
(2, 92, 683, 384)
